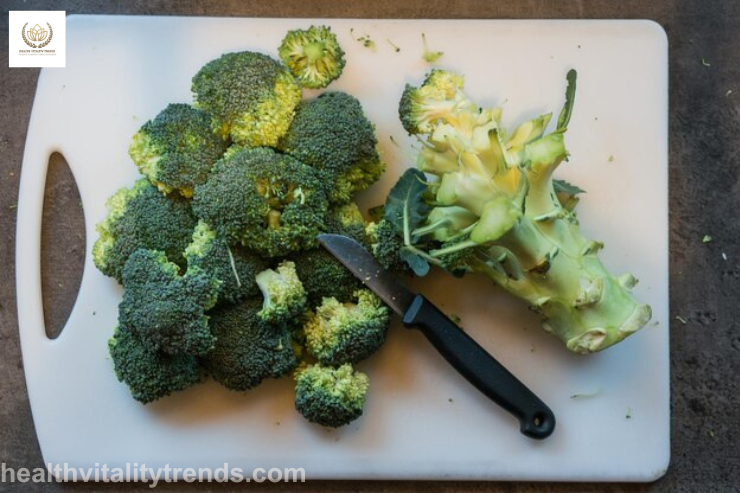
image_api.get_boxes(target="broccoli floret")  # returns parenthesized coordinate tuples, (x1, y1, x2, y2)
(191, 51, 301, 147)
(304, 289, 389, 365)
(184, 220, 269, 306)
(397, 69, 475, 135)
(200, 298, 298, 391)
(278, 25, 346, 89)
(294, 363, 369, 427)
(292, 248, 362, 307)
(93, 178, 197, 282)
(255, 261, 307, 324)
(279, 92, 384, 203)
(365, 219, 412, 274)
(128, 103, 228, 197)
(326, 202, 368, 244)
(108, 326, 203, 404)
(192, 147, 328, 257)
(119, 249, 220, 356)
(291, 202, 367, 305)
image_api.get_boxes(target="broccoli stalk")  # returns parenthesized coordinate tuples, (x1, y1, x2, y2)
(382, 69, 651, 354)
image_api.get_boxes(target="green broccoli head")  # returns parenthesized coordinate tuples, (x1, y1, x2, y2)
(118, 249, 220, 356)
(326, 202, 368, 245)
(93, 178, 197, 283)
(184, 220, 269, 306)
(304, 289, 389, 365)
(294, 363, 369, 428)
(108, 326, 203, 404)
(279, 92, 384, 203)
(278, 25, 346, 89)
(192, 51, 301, 147)
(200, 298, 298, 391)
(192, 147, 329, 257)
(128, 103, 228, 197)
(255, 261, 307, 324)
(292, 248, 363, 307)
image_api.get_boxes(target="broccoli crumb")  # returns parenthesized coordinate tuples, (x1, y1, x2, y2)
(421, 33, 443, 63)
(449, 313, 462, 326)
(675, 315, 688, 325)
(448, 398, 453, 403)
(607, 155, 614, 162)
(726, 89, 733, 97)
(626, 407, 633, 420)
(708, 429, 716, 438)
(386, 38, 401, 52)
(570, 387, 602, 399)
(350, 28, 375, 49)
(702, 235, 713, 244)
(701, 58, 711, 67)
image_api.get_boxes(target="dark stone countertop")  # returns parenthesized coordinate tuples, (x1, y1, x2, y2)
(1, 1, 738, 491)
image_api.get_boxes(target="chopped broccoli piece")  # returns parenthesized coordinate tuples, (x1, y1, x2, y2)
(384, 69, 652, 353)
(279, 92, 384, 203)
(421, 33, 443, 63)
(118, 249, 220, 356)
(304, 289, 389, 365)
(128, 103, 228, 197)
(200, 298, 298, 391)
(294, 363, 369, 427)
(93, 178, 197, 283)
(365, 219, 412, 274)
(326, 202, 368, 245)
(291, 202, 367, 306)
(192, 146, 329, 257)
(292, 248, 363, 306)
(191, 51, 302, 147)
(255, 261, 307, 324)
(278, 25, 346, 89)
(108, 326, 203, 404)
(184, 220, 269, 306)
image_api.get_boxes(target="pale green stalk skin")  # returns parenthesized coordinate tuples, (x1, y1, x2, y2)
(406, 71, 651, 353)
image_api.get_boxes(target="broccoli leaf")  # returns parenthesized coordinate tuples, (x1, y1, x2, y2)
(553, 179, 585, 196)
(383, 168, 430, 235)
(400, 248, 430, 276)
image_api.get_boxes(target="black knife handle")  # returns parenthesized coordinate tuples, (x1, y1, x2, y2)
(402, 294, 555, 440)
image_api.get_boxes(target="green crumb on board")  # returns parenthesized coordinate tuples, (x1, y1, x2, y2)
(607, 155, 614, 162)
(626, 407, 633, 420)
(702, 235, 713, 244)
(421, 33, 443, 63)
(351, 28, 375, 49)
(701, 58, 711, 67)
(570, 387, 602, 399)
(726, 90, 733, 97)
(675, 315, 688, 325)
(449, 314, 462, 326)
(386, 39, 401, 52)
(708, 429, 716, 438)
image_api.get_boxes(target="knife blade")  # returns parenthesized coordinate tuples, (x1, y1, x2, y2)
(318, 234, 556, 440)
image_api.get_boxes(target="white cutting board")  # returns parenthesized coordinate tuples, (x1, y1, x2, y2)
(18, 16, 669, 481)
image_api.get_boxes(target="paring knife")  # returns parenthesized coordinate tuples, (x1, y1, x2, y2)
(317, 234, 556, 440)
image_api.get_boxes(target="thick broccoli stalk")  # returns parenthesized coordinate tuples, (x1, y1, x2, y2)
(119, 249, 220, 356)
(128, 103, 228, 197)
(192, 147, 328, 257)
(387, 69, 651, 354)
(278, 92, 384, 204)
(304, 289, 389, 365)
(278, 25, 346, 89)
(200, 298, 298, 391)
(255, 261, 307, 324)
(184, 221, 269, 306)
(191, 51, 302, 147)
(93, 178, 197, 282)
(108, 326, 203, 404)
(294, 363, 369, 427)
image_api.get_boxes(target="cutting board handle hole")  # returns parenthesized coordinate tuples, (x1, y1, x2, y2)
(41, 152, 85, 340)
